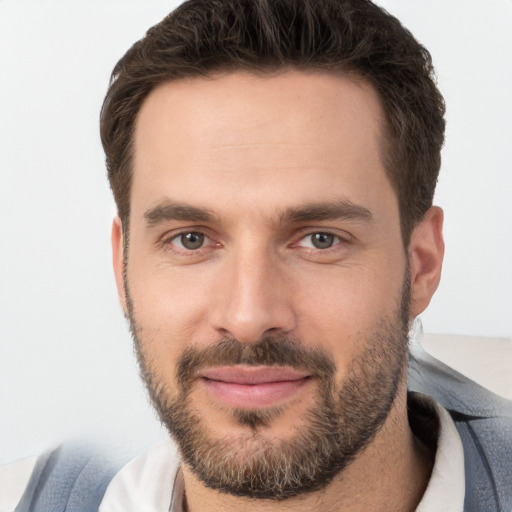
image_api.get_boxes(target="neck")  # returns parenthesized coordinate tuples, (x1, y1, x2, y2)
(181, 387, 433, 512)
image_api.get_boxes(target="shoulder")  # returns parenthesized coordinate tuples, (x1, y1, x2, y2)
(409, 342, 512, 511)
(408, 341, 512, 419)
(2, 443, 130, 512)
(1, 440, 181, 512)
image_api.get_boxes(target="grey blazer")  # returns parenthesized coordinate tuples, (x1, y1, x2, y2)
(409, 343, 512, 511)
(16, 346, 512, 512)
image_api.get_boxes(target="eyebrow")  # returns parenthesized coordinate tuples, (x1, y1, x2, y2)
(278, 200, 373, 225)
(144, 198, 373, 228)
(144, 201, 218, 226)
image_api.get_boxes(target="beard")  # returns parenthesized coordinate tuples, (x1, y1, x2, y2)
(126, 274, 411, 500)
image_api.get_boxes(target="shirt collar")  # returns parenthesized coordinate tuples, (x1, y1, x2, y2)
(412, 393, 465, 511)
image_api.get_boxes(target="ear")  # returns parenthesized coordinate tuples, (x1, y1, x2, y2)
(408, 206, 444, 318)
(112, 216, 128, 315)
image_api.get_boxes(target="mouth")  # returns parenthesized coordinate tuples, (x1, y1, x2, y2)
(199, 365, 311, 409)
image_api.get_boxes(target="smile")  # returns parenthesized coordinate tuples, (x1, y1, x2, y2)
(199, 365, 311, 409)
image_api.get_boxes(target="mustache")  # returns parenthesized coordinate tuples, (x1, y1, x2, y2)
(176, 336, 336, 391)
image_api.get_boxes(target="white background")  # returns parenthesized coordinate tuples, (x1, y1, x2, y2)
(1, 0, 511, 464)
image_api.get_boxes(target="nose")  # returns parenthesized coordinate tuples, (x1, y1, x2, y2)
(209, 247, 297, 343)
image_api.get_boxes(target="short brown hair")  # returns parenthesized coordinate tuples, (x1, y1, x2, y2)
(100, 0, 445, 244)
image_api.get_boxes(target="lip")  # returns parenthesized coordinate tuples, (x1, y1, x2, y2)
(199, 365, 311, 409)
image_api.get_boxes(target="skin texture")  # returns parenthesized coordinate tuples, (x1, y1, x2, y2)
(112, 70, 444, 511)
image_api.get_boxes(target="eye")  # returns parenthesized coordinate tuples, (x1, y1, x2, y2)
(171, 231, 207, 250)
(298, 232, 340, 250)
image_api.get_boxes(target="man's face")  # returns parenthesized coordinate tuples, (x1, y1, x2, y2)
(116, 71, 413, 498)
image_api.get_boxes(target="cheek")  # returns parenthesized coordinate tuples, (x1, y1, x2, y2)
(128, 238, 211, 320)
(292, 262, 406, 362)
(126, 266, 214, 369)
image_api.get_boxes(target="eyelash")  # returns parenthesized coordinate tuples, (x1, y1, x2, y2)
(159, 229, 351, 257)
(160, 230, 217, 255)
(294, 231, 346, 251)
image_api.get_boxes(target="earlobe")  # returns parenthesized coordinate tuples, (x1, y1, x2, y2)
(111, 216, 127, 314)
(408, 206, 445, 318)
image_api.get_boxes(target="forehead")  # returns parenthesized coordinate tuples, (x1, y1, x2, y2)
(131, 70, 395, 224)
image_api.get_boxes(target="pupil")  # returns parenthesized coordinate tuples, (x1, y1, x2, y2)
(312, 233, 334, 249)
(182, 232, 204, 249)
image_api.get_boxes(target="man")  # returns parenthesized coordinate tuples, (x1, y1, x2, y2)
(5, 0, 512, 511)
